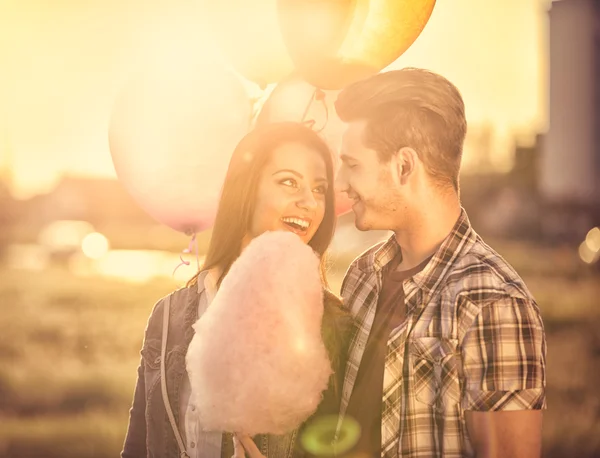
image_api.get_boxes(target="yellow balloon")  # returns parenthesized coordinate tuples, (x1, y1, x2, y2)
(199, 0, 295, 86)
(279, 0, 437, 89)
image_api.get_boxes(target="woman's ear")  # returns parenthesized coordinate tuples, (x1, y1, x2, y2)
(390, 147, 417, 186)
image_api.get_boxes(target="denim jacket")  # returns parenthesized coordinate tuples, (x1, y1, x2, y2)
(121, 273, 351, 458)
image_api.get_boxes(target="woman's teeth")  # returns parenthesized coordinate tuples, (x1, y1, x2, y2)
(281, 217, 310, 233)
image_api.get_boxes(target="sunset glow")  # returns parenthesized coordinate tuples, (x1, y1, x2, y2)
(0, 0, 548, 199)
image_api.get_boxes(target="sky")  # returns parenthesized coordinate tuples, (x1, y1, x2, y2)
(0, 0, 550, 198)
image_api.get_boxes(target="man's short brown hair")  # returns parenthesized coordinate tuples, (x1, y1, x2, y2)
(335, 68, 467, 191)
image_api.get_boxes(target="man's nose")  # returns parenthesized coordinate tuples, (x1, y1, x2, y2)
(335, 167, 349, 194)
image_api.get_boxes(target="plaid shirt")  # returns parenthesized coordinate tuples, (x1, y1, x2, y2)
(337, 209, 546, 458)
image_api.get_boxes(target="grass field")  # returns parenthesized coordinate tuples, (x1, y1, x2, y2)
(0, 238, 599, 457)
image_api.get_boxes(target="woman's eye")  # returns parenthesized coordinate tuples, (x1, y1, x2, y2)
(313, 185, 327, 194)
(280, 178, 297, 188)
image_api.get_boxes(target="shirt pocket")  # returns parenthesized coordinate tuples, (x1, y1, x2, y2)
(409, 337, 461, 410)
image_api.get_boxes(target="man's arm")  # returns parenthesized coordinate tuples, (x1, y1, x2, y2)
(461, 296, 547, 458)
(465, 410, 543, 458)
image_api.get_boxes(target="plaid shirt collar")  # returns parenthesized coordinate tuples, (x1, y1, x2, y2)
(354, 207, 477, 298)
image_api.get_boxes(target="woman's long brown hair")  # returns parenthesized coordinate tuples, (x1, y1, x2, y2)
(187, 122, 337, 289)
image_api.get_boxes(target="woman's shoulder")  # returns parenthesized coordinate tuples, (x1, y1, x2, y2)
(147, 286, 193, 316)
(144, 285, 198, 339)
(323, 289, 342, 308)
(322, 289, 352, 328)
(321, 289, 354, 357)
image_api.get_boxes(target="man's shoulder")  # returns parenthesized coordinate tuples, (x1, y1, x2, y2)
(442, 236, 534, 304)
(345, 239, 389, 274)
(340, 239, 391, 305)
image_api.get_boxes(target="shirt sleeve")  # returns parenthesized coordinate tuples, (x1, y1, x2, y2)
(461, 296, 547, 411)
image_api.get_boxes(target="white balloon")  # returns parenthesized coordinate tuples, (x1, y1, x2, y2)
(109, 43, 251, 234)
(255, 75, 345, 157)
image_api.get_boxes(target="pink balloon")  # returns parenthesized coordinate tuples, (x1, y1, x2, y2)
(256, 75, 353, 216)
(109, 47, 251, 234)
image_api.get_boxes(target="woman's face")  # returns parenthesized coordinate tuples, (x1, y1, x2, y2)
(248, 141, 329, 244)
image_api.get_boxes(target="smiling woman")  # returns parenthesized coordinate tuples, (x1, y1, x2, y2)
(248, 142, 329, 244)
(196, 122, 337, 288)
(121, 122, 353, 458)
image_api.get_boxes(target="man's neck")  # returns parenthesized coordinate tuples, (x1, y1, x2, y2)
(393, 194, 461, 271)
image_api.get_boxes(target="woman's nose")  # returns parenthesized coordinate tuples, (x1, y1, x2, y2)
(295, 186, 318, 210)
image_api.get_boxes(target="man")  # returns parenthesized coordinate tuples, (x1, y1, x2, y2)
(333, 68, 546, 458)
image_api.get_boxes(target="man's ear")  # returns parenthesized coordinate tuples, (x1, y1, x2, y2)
(390, 147, 417, 186)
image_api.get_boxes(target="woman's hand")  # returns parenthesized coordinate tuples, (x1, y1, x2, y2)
(232, 434, 266, 458)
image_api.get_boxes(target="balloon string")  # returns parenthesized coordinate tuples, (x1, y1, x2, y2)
(301, 88, 328, 133)
(315, 89, 329, 133)
(300, 88, 317, 124)
(249, 84, 276, 128)
(172, 233, 199, 276)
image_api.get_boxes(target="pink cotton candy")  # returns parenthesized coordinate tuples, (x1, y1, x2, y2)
(186, 231, 332, 436)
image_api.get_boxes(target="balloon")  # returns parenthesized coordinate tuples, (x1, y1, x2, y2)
(198, 0, 295, 86)
(278, 0, 437, 89)
(255, 75, 353, 215)
(109, 45, 251, 234)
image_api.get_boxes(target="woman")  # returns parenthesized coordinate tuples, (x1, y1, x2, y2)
(121, 122, 352, 458)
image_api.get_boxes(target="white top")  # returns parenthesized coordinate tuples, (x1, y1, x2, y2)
(179, 270, 222, 458)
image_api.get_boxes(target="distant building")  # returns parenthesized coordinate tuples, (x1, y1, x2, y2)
(25, 176, 157, 229)
(461, 123, 495, 174)
(540, 0, 600, 239)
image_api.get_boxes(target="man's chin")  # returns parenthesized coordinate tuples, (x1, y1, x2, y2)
(352, 204, 378, 231)
(353, 213, 371, 232)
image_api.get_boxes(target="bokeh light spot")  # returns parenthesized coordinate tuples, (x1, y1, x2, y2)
(81, 232, 110, 260)
(300, 414, 360, 456)
(584, 227, 600, 253)
(578, 241, 598, 265)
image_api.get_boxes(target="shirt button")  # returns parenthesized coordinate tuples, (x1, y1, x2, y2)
(190, 442, 196, 448)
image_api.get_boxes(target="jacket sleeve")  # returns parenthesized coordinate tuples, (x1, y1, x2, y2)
(121, 297, 165, 458)
(121, 357, 147, 458)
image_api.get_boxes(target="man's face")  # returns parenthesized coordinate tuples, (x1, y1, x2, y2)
(335, 120, 403, 231)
